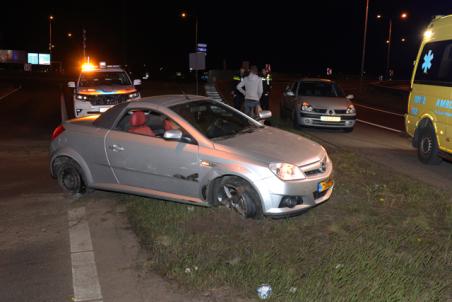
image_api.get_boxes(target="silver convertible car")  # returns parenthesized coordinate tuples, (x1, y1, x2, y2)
(280, 78, 356, 132)
(50, 95, 334, 218)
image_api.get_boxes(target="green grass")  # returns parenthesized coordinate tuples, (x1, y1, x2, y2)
(125, 121, 452, 301)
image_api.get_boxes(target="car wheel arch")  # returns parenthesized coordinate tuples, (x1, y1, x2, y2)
(204, 172, 264, 209)
(51, 151, 93, 186)
(413, 117, 434, 147)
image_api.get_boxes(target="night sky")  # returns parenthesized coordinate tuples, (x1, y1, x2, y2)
(1, 1, 452, 78)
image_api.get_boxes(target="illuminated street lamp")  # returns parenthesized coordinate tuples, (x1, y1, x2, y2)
(49, 15, 54, 54)
(67, 32, 72, 38)
(180, 11, 200, 94)
(377, 12, 408, 77)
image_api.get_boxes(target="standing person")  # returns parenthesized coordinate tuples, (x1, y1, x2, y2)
(236, 66, 262, 117)
(260, 68, 272, 111)
(231, 68, 245, 110)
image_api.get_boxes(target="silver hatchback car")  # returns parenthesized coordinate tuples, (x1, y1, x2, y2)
(281, 78, 356, 131)
(50, 95, 334, 218)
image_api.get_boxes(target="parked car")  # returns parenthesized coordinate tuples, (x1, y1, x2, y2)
(405, 14, 452, 164)
(50, 95, 334, 218)
(281, 78, 356, 132)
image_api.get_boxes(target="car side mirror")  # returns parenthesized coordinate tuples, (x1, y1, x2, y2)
(346, 94, 354, 100)
(133, 79, 142, 86)
(163, 129, 183, 141)
(258, 110, 272, 120)
(285, 91, 295, 97)
(68, 81, 76, 88)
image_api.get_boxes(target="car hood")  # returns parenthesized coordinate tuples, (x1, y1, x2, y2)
(298, 96, 351, 109)
(213, 127, 326, 166)
(77, 85, 136, 95)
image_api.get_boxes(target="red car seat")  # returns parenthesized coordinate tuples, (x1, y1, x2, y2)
(128, 111, 155, 136)
(163, 119, 177, 131)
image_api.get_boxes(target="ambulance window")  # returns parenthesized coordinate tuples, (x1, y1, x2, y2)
(414, 40, 452, 86)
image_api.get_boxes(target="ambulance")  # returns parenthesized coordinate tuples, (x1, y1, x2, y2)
(405, 15, 452, 164)
(68, 62, 141, 117)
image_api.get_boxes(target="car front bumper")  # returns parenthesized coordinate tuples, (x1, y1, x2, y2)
(296, 111, 356, 128)
(254, 161, 334, 217)
(74, 97, 140, 117)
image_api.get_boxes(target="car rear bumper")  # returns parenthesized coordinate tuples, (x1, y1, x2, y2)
(297, 112, 356, 128)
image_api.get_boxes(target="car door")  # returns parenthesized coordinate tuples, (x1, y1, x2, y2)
(283, 81, 298, 111)
(105, 108, 200, 199)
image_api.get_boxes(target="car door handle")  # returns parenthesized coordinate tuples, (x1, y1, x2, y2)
(109, 144, 125, 152)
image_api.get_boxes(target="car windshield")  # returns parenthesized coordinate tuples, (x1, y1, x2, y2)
(79, 71, 131, 87)
(299, 81, 344, 97)
(170, 100, 262, 139)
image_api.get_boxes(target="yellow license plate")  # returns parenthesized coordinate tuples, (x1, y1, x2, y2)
(320, 116, 341, 122)
(317, 180, 334, 193)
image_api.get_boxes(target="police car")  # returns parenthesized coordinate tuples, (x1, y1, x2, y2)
(68, 62, 141, 118)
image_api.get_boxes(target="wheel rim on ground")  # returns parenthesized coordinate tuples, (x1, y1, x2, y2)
(217, 184, 248, 216)
(61, 168, 79, 192)
(420, 135, 433, 156)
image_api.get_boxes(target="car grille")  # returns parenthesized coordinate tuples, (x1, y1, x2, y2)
(89, 94, 129, 106)
(313, 108, 347, 114)
(300, 156, 328, 177)
(304, 168, 324, 177)
(312, 120, 347, 126)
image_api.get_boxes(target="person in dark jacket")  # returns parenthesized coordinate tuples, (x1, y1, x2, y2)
(232, 68, 246, 110)
(260, 68, 272, 111)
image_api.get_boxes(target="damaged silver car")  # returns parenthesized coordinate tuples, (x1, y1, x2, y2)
(50, 95, 334, 218)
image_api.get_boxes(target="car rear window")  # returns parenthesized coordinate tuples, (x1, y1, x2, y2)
(93, 102, 129, 129)
(298, 82, 344, 97)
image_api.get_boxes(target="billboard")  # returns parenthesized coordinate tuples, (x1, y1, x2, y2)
(28, 53, 39, 64)
(38, 53, 51, 65)
(0, 50, 26, 63)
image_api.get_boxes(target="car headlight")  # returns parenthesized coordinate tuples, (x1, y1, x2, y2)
(346, 104, 356, 114)
(301, 101, 313, 112)
(129, 92, 140, 99)
(75, 94, 88, 101)
(269, 163, 306, 181)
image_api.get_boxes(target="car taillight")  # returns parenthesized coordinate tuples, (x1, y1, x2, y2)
(51, 125, 65, 141)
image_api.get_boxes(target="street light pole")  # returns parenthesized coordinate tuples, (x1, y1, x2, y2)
(360, 0, 370, 85)
(195, 15, 199, 95)
(49, 15, 54, 54)
(386, 18, 393, 78)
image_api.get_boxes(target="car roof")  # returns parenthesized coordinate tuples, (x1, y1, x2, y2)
(81, 68, 125, 73)
(92, 95, 212, 129)
(299, 78, 334, 83)
(137, 94, 210, 107)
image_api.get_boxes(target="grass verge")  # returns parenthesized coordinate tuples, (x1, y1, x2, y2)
(125, 121, 451, 301)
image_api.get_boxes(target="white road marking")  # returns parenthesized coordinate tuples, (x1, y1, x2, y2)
(68, 207, 103, 302)
(205, 84, 223, 101)
(0, 86, 22, 101)
(357, 119, 403, 133)
(354, 103, 405, 117)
